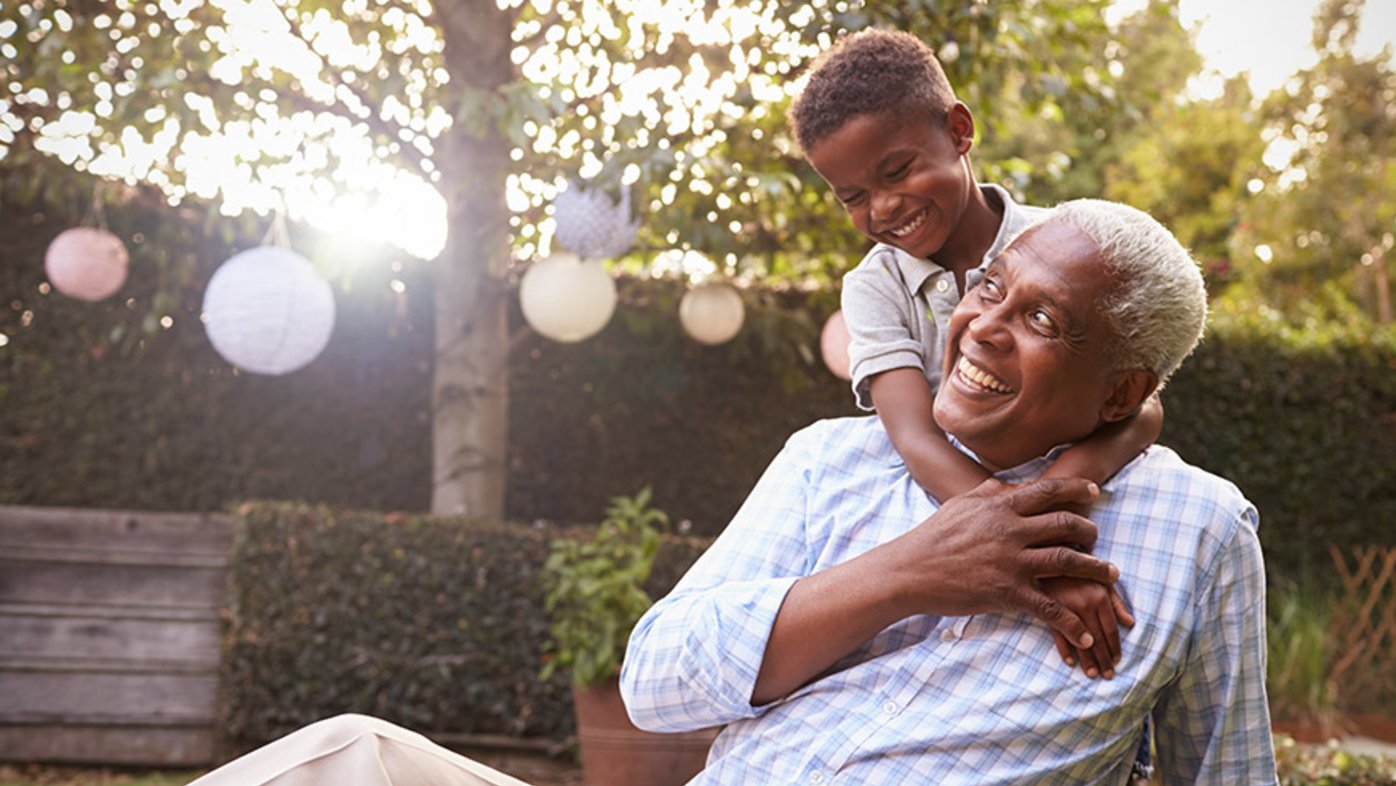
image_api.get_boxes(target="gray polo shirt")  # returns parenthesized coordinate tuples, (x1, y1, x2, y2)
(841, 184, 1048, 410)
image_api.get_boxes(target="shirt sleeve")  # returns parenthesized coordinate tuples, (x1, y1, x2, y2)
(619, 429, 818, 733)
(1152, 505, 1278, 785)
(842, 255, 927, 411)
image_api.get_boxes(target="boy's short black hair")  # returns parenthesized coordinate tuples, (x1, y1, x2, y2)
(788, 29, 957, 155)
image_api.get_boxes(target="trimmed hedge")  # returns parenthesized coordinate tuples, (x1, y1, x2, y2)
(3, 149, 1394, 578)
(221, 500, 708, 748)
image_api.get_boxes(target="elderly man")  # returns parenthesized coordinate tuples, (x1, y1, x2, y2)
(620, 199, 1277, 785)
(184, 200, 1274, 786)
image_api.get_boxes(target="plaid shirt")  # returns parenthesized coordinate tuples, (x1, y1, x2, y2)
(621, 416, 1277, 786)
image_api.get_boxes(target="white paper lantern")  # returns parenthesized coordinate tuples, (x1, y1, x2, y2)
(553, 181, 640, 259)
(679, 282, 745, 346)
(820, 310, 853, 381)
(201, 247, 336, 375)
(520, 252, 617, 343)
(44, 227, 129, 301)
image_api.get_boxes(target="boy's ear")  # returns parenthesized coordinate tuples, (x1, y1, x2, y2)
(1100, 369, 1158, 423)
(948, 102, 975, 155)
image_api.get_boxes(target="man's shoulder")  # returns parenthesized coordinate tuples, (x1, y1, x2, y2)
(785, 416, 898, 466)
(1115, 445, 1258, 534)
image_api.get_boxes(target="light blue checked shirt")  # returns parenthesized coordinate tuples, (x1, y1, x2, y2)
(621, 416, 1277, 786)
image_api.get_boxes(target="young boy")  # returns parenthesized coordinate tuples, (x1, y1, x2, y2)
(789, 28, 1163, 680)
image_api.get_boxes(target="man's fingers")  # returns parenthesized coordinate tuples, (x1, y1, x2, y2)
(1004, 477, 1100, 516)
(1021, 509, 1100, 553)
(1024, 544, 1118, 585)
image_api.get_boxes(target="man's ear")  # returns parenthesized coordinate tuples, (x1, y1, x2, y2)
(947, 102, 974, 155)
(1100, 369, 1158, 423)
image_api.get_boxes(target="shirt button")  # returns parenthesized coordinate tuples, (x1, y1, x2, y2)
(810, 772, 826, 784)
(935, 278, 950, 293)
(882, 700, 898, 716)
(940, 627, 957, 642)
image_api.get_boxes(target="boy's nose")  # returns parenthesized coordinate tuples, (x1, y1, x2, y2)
(869, 190, 901, 226)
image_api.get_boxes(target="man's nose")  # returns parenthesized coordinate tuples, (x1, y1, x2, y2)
(967, 306, 1013, 348)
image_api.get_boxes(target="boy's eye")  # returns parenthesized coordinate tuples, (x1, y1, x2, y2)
(886, 162, 910, 180)
(840, 192, 866, 207)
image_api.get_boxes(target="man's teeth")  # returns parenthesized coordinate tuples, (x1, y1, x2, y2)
(957, 356, 1013, 393)
(889, 210, 926, 238)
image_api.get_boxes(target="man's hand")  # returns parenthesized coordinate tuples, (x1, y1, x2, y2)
(886, 476, 1119, 651)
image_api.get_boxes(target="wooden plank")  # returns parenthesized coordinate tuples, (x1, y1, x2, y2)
(0, 612, 220, 663)
(0, 670, 217, 723)
(0, 561, 228, 609)
(0, 725, 217, 768)
(0, 506, 233, 552)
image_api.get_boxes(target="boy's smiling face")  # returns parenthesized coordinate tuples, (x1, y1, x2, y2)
(805, 106, 977, 262)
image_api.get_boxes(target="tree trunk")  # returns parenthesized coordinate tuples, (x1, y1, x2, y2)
(430, 0, 516, 518)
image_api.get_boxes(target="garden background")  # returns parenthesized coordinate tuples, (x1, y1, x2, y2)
(2, 0, 1395, 781)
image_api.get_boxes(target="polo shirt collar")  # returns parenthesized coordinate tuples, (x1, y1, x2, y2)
(887, 183, 1024, 294)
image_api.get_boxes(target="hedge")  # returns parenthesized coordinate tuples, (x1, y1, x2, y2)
(221, 500, 708, 748)
(3, 151, 1394, 578)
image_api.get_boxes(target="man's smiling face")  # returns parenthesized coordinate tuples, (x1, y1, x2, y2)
(932, 220, 1131, 470)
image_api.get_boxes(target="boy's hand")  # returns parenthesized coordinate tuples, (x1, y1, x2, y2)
(1041, 577, 1134, 679)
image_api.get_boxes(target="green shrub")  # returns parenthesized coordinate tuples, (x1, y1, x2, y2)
(221, 500, 708, 748)
(1274, 736, 1396, 786)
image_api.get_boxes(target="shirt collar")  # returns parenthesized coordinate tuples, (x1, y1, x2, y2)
(947, 434, 1072, 483)
(885, 183, 1024, 295)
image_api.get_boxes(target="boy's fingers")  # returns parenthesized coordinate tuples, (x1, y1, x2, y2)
(1007, 586, 1095, 651)
(1097, 606, 1121, 670)
(1110, 586, 1136, 628)
(1051, 630, 1075, 666)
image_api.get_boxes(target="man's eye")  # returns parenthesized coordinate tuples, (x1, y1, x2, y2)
(1030, 309, 1058, 333)
(979, 278, 1003, 301)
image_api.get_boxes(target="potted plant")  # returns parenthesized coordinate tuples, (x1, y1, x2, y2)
(541, 487, 716, 786)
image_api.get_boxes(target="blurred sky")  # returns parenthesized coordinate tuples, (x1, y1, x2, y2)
(1111, 0, 1396, 97)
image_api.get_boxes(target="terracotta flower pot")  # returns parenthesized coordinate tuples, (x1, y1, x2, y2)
(571, 678, 718, 786)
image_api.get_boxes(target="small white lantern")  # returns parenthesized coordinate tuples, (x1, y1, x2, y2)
(44, 227, 129, 302)
(553, 181, 639, 260)
(820, 310, 853, 381)
(201, 246, 336, 375)
(520, 251, 617, 343)
(679, 282, 745, 346)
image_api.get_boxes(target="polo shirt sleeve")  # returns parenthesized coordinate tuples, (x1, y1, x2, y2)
(1151, 505, 1278, 785)
(619, 428, 818, 733)
(842, 253, 927, 411)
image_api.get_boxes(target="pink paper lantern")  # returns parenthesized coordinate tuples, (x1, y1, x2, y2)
(44, 227, 129, 302)
(820, 310, 852, 381)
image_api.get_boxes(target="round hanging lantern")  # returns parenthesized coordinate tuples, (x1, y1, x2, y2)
(201, 246, 336, 375)
(820, 310, 853, 381)
(519, 251, 617, 343)
(44, 227, 129, 302)
(679, 282, 745, 346)
(553, 181, 640, 259)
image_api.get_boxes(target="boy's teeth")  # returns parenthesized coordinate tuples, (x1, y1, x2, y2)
(890, 211, 925, 238)
(957, 356, 1013, 393)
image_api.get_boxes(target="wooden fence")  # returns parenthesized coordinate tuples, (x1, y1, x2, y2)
(0, 505, 232, 766)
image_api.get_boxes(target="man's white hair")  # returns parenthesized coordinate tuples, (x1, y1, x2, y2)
(1045, 199, 1207, 387)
